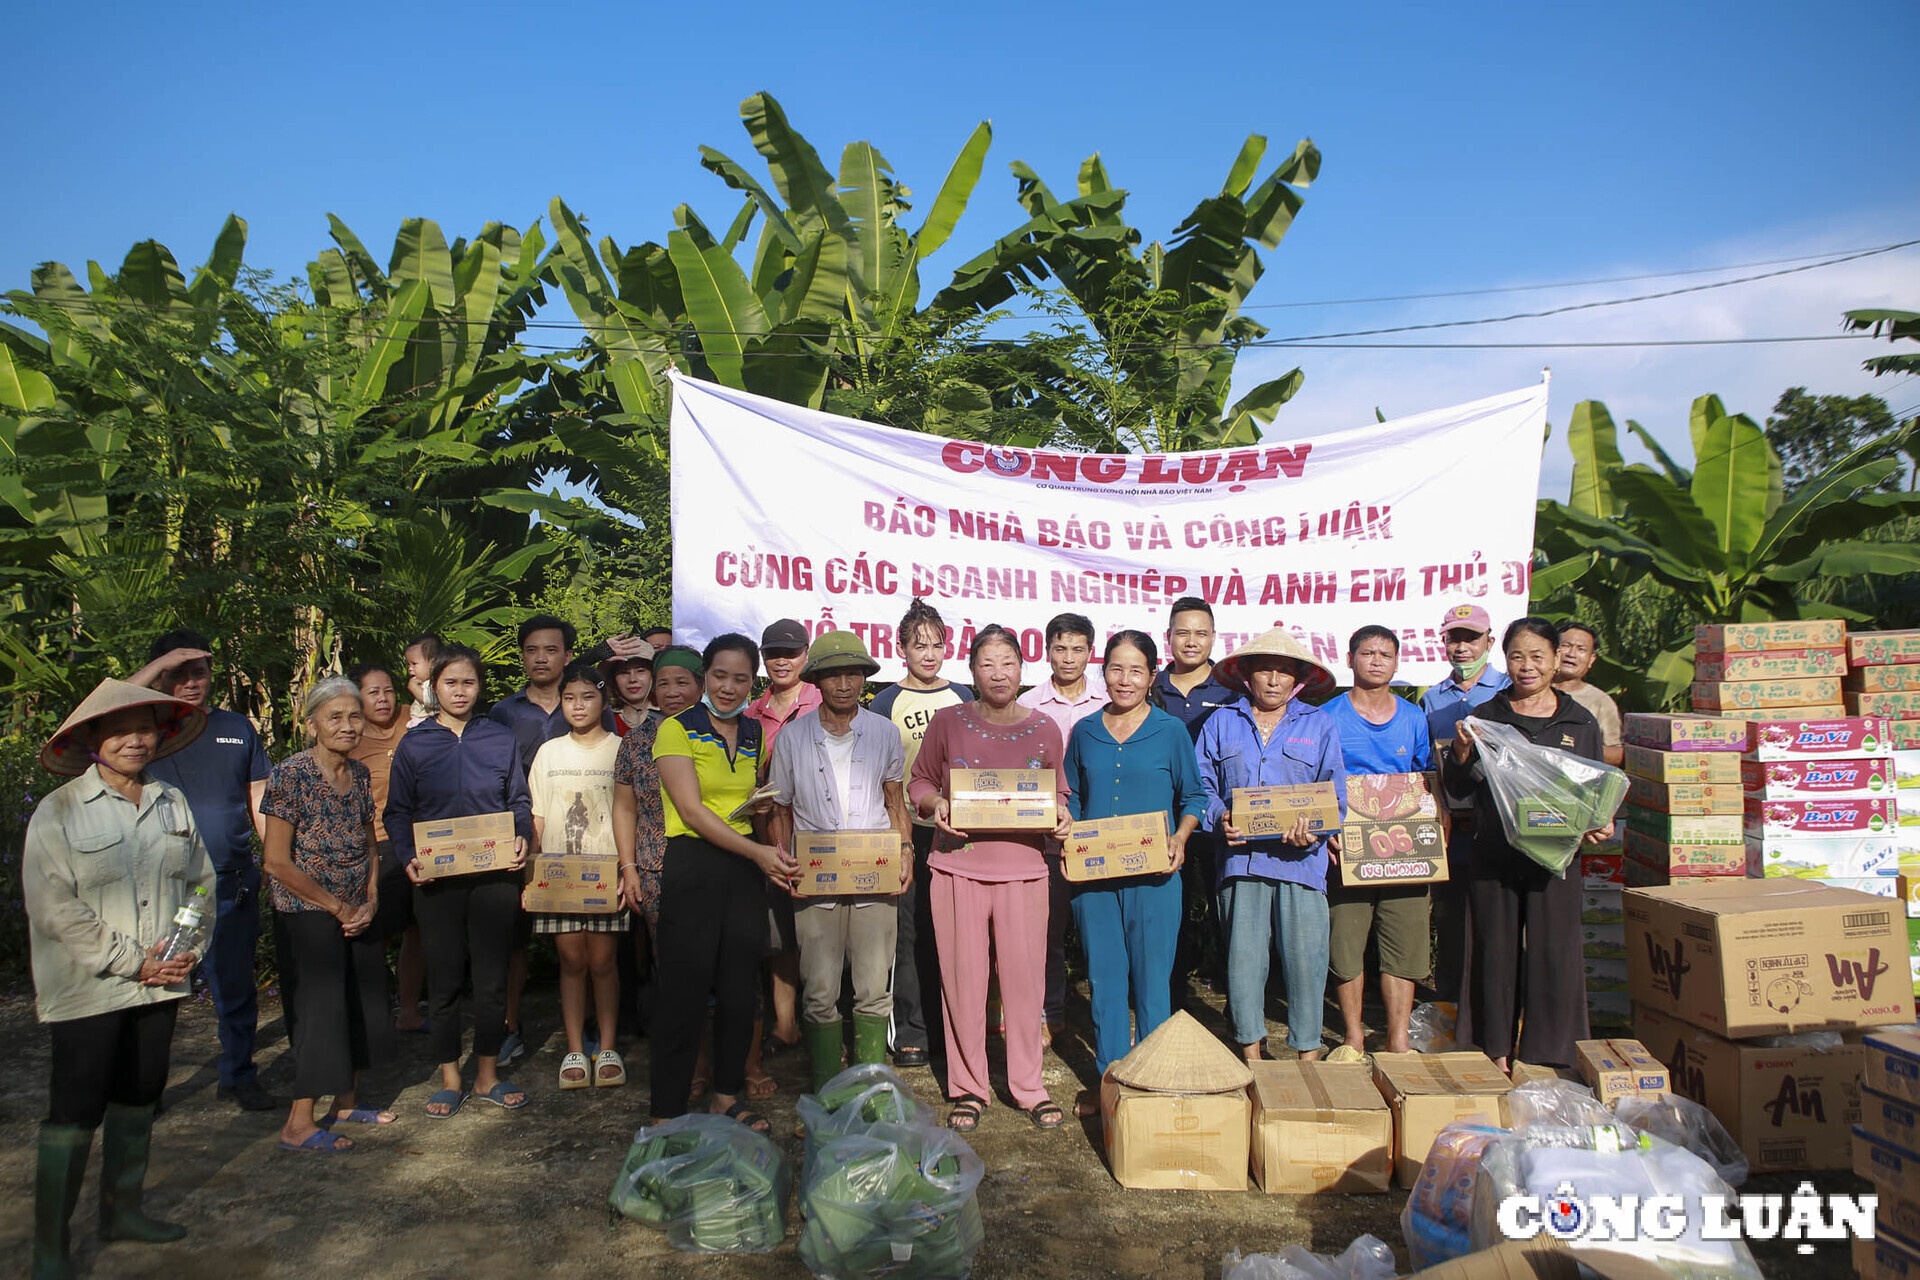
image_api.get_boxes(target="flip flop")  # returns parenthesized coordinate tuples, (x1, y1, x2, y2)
(424, 1088, 467, 1119)
(745, 1070, 777, 1100)
(763, 1032, 802, 1057)
(279, 1130, 353, 1153)
(331, 1107, 397, 1125)
(474, 1080, 528, 1110)
(720, 1101, 771, 1134)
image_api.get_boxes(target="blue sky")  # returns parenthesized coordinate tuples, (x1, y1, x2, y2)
(9, 1, 1917, 496)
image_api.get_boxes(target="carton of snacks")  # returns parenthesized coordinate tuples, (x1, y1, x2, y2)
(1621, 805, 1742, 845)
(1695, 620, 1847, 654)
(1743, 795, 1897, 839)
(1233, 782, 1341, 840)
(1061, 812, 1172, 883)
(1580, 852, 1624, 888)
(792, 831, 906, 897)
(412, 811, 517, 880)
(1339, 772, 1446, 885)
(1695, 648, 1849, 681)
(521, 851, 620, 913)
(1622, 827, 1750, 876)
(1574, 1038, 1670, 1104)
(1864, 1026, 1920, 1104)
(1623, 776, 1744, 815)
(948, 768, 1057, 831)
(1901, 722, 1920, 751)
(1690, 677, 1842, 711)
(1622, 714, 1746, 752)
(1745, 716, 1893, 760)
(1623, 745, 1742, 785)
(1247, 1060, 1392, 1194)
(1849, 665, 1920, 693)
(1852, 630, 1920, 668)
(1371, 1051, 1513, 1188)
(1099, 1011, 1251, 1191)
(1740, 755, 1893, 799)
(1850, 690, 1920, 720)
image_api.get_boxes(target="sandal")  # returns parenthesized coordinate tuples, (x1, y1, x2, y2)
(1074, 1090, 1101, 1120)
(947, 1095, 985, 1131)
(473, 1080, 528, 1109)
(331, 1107, 397, 1125)
(279, 1129, 353, 1153)
(721, 1101, 771, 1134)
(424, 1088, 467, 1119)
(559, 1051, 591, 1090)
(746, 1069, 778, 1100)
(1028, 1100, 1065, 1129)
(594, 1049, 627, 1088)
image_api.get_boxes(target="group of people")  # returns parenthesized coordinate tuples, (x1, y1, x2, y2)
(21, 593, 1625, 1275)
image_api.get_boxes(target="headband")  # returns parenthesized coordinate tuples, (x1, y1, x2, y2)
(654, 649, 703, 680)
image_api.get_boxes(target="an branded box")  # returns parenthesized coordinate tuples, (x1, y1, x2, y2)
(1622, 828, 1751, 876)
(1634, 1004, 1864, 1172)
(520, 851, 620, 913)
(1691, 677, 1842, 711)
(1584, 955, 1629, 993)
(1623, 746, 1743, 785)
(1099, 1075, 1249, 1192)
(411, 811, 517, 880)
(1371, 1051, 1512, 1188)
(1852, 691, 1920, 720)
(1623, 776, 1744, 815)
(1581, 922, 1626, 959)
(1623, 878, 1914, 1037)
(1339, 772, 1446, 885)
(1744, 795, 1898, 838)
(1234, 782, 1341, 840)
(792, 830, 905, 897)
(1622, 714, 1747, 752)
(1247, 1060, 1392, 1194)
(1620, 805, 1743, 845)
(948, 768, 1057, 831)
(1853, 630, 1920, 668)
(1851, 665, 1920, 692)
(1573, 1038, 1671, 1104)
(1062, 811, 1172, 883)
(1745, 716, 1895, 760)
(1696, 648, 1850, 681)
(1741, 755, 1894, 799)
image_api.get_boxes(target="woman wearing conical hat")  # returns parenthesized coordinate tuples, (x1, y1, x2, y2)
(1194, 629, 1348, 1063)
(23, 679, 216, 1277)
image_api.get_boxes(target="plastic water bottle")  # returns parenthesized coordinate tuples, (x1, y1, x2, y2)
(159, 886, 211, 962)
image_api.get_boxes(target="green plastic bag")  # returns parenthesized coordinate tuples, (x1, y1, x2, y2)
(797, 1063, 937, 1172)
(1470, 719, 1629, 875)
(798, 1122, 985, 1280)
(609, 1114, 791, 1254)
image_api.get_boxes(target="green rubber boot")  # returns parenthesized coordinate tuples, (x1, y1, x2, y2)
(852, 1014, 891, 1068)
(98, 1103, 187, 1244)
(805, 1019, 845, 1093)
(34, 1123, 92, 1280)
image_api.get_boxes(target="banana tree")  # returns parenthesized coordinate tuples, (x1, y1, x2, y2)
(1532, 395, 1920, 706)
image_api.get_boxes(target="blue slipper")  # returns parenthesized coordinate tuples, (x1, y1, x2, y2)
(331, 1107, 397, 1125)
(424, 1088, 467, 1119)
(279, 1130, 353, 1153)
(473, 1080, 527, 1110)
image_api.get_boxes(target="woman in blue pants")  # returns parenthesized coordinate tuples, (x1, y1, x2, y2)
(1062, 631, 1206, 1115)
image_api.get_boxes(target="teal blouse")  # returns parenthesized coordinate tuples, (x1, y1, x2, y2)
(1063, 706, 1209, 830)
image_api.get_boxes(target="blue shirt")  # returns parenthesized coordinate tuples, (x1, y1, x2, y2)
(1064, 707, 1209, 838)
(1322, 692, 1435, 776)
(1195, 698, 1347, 892)
(384, 717, 534, 868)
(1150, 665, 1239, 742)
(146, 706, 269, 873)
(1420, 665, 1512, 745)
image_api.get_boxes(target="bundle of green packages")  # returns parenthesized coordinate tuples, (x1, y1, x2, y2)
(798, 1122, 985, 1280)
(608, 1114, 791, 1254)
(798, 1064, 937, 1170)
(1472, 720, 1630, 875)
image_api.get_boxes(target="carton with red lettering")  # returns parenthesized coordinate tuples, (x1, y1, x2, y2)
(1622, 714, 1747, 752)
(1696, 620, 1847, 654)
(1691, 677, 1841, 711)
(1062, 812, 1173, 884)
(1852, 691, 1920, 720)
(792, 831, 905, 897)
(1339, 772, 1447, 885)
(1623, 745, 1743, 785)
(1853, 630, 1920, 668)
(1624, 878, 1913, 1037)
(1621, 828, 1750, 877)
(1740, 755, 1894, 799)
(1744, 795, 1898, 839)
(1696, 648, 1849, 681)
(1745, 716, 1894, 760)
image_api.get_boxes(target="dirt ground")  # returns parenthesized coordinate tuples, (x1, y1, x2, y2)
(0, 982, 1867, 1279)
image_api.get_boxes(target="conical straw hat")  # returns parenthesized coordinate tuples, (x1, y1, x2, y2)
(1107, 1010, 1254, 1094)
(1215, 627, 1338, 702)
(40, 679, 207, 777)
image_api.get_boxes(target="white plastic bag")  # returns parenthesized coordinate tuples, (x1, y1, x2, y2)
(1406, 1001, 1458, 1054)
(1506, 1079, 1614, 1129)
(609, 1114, 791, 1254)
(1611, 1093, 1749, 1187)
(797, 1063, 936, 1172)
(1222, 1235, 1397, 1280)
(1468, 719, 1628, 874)
(798, 1122, 985, 1280)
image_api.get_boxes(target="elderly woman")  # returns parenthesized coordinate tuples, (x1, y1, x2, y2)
(1448, 617, 1610, 1071)
(1062, 630, 1206, 1113)
(910, 625, 1073, 1132)
(262, 676, 394, 1152)
(24, 679, 214, 1276)
(1196, 628, 1347, 1063)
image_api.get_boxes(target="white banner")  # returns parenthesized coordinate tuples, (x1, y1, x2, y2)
(668, 371, 1547, 687)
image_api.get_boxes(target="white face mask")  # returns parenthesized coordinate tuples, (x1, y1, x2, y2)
(701, 693, 744, 720)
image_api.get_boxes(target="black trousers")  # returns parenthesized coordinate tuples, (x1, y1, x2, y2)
(1431, 822, 1476, 1004)
(278, 910, 394, 1098)
(48, 1001, 179, 1128)
(1464, 840, 1588, 1067)
(650, 836, 765, 1117)
(891, 825, 942, 1056)
(1171, 830, 1225, 1006)
(1043, 851, 1070, 1025)
(414, 871, 522, 1067)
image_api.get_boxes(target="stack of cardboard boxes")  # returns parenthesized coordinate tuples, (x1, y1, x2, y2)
(1855, 1028, 1920, 1278)
(1690, 620, 1849, 720)
(1849, 630, 1920, 998)
(1742, 712, 1898, 894)
(1619, 714, 1749, 891)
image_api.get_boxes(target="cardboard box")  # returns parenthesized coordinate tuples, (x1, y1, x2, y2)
(792, 830, 905, 897)
(1234, 782, 1341, 840)
(948, 768, 1057, 831)
(1865, 1027, 1920, 1103)
(1590, 991, 1633, 1026)
(1695, 648, 1849, 681)
(1581, 922, 1625, 958)
(520, 851, 620, 913)
(1854, 691, 1920, 719)
(1852, 665, 1920, 692)
(1622, 828, 1750, 876)
(1750, 833, 1897, 879)
(1625, 879, 1914, 1037)
(1854, 1231, 1920, 1280)
(1339, 772, 1446, 885)
(1620, 805, 1743, 845)
(1695, 619, 1847, 653)
(1581, 852, 1625, 887)
(1690, 676, 1841, 711)
(1880, 1190, 1920, 1256)
(411, 811, 517, 880)
(1745, 794, 1898, 838)
(1624, 859, 1741, 889)
(1584, 955, 1629, 992)
(1581, 887, 1624, 923)
(1865, 1085, 1920, 1152)
(1903, 721, 1920, 751)
(1901, 749, 1920, 792)
(1622, 714, 1747, 752)
(1741, 754, 1894, 799)
(1099, 1075, 1249, 1191)
(1246, 1060, 1392, 1194)
(1746, 715, 1895, 760)
(1371, 1051, 1512, 1188)
(1701, 705, 1847, 721)
(1856, 1125, 1920, 1200)
(1623, 776, 1743, 814)
(1634, 1004, 1864, 1172)
(1622, 745, 1743, 785)
(1062, 811, 1172, 883)
(1854, 630, 1920, 667)
(1574, 1037, 1670, 1103)
(1820, 876, 1901, 899)
(1507, 1061, 1580, 1086)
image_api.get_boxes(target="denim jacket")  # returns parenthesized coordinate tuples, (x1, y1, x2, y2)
(1195, 698, 1348, 892)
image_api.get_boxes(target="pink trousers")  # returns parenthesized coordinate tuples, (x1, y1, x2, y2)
(929, 868, 1050, 1109)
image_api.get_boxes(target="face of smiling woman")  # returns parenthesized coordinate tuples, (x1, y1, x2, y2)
(970, 639, 1023, 709)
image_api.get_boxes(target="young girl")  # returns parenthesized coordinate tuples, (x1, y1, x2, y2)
(604, 653, 654, 737)
(528, 664, 627, 1090)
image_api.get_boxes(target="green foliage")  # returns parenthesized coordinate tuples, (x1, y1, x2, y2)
(0, 734, 58, 992)
(1846, 308, 1920, 378)
(1766, 387, 1907, 489)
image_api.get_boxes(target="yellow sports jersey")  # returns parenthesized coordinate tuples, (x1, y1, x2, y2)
(652, 704, 761, 839)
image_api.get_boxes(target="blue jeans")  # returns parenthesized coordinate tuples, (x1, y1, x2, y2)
(205, 864, 262, 1087)
(1218, 876, 1330, 1052)
(1070, 873, 1181, 1075)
